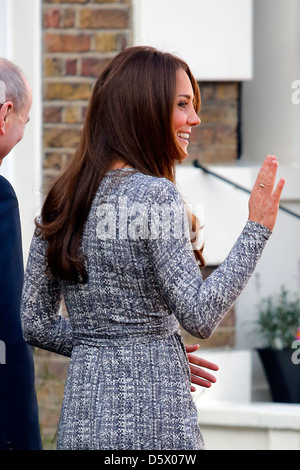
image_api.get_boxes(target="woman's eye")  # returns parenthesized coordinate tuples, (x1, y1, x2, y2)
(178, 101, 188, 109)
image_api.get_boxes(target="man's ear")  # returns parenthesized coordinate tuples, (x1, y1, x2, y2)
(0, 101, 13, 135)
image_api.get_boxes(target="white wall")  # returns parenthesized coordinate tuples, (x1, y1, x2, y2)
(242, 0, 300, 167)
(197, 401, 300, 450)
(0, 0, 8, 57)
(238, 0, 300, 351)
(176, 0, 300, 354)
(132, 0, 253, 81)
(176, 161, 300, 349)
(176, 162, 300, 403)
(0, 0, 42, 262)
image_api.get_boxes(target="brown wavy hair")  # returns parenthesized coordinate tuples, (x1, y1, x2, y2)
(37, 46, 205, 283)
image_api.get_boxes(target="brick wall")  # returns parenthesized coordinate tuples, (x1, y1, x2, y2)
(42, 0, 131, 193)
(187, 82, 240, 164)
(37, 0, 240, 449)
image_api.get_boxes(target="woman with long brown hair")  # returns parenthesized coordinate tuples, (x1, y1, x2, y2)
(21, 46, 284, 450)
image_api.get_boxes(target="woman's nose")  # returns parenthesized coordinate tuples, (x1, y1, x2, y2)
(188, 109, 201, 126)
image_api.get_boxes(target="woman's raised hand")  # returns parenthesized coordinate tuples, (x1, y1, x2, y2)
(248, 155, 285, 231)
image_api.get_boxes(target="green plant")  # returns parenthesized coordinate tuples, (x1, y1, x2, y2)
(257, 286, 300, 349)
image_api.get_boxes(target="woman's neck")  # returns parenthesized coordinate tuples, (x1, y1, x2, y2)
(108, 159, 132, 170)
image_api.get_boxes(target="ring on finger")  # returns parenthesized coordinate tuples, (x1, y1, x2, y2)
(259, 182, 265, 188)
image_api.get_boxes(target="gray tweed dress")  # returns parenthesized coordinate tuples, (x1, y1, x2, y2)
(21, 169, 271, 450)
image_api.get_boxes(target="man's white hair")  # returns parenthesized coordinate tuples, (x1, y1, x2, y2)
(0, 80, 5, 103)
(0, 58, 27, 113)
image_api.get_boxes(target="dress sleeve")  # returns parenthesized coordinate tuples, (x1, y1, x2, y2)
(145, 178, 272, 339)
(21, 232, 73, 357)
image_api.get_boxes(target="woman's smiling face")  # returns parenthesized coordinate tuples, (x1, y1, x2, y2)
(172, 68, 201, 158)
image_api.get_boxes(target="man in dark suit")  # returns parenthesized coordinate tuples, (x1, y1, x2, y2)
(0, 58, 42, 449)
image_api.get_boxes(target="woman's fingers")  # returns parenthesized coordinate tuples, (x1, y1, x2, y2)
(253, 155, 278, 195)
(189, 364, 217, 384)
(187, 353, 219, 371)
(272, 176, 285, 203)
(185, 344, 200, 354)
(248, 155, 285, 230)
(185, 345, 219, 391)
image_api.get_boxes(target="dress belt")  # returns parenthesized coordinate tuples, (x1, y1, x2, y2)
(72, 314, 180, 347)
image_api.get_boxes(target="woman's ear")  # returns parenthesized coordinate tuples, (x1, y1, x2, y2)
(0, 101, 13, 135)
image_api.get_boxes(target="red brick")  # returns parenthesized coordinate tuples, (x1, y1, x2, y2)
(45, 32, 91, 53)
(190, 126, 214, 146)
(43, 127, 82, 149)
(215, 126, 237, 146)
(43, 106, 62, 123)
(44, 0, 88, 3)
(66, 59, 77, 76)
(43, 82, 92, 101)
(43, 57, 64, 77)
(43, 8, 60, 28)
(43, 7, 75, 28)
(81, 57, 113, 78)
(61, 8, 76, 28)
(80, 8, 129, 29)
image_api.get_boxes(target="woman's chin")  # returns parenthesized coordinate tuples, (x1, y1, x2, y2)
(178, 149, 188, 162)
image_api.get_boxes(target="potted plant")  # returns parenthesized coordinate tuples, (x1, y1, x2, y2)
(256, 286, 300, 403)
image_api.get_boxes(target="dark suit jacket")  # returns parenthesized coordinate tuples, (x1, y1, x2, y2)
(0, 175, 42, 450)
